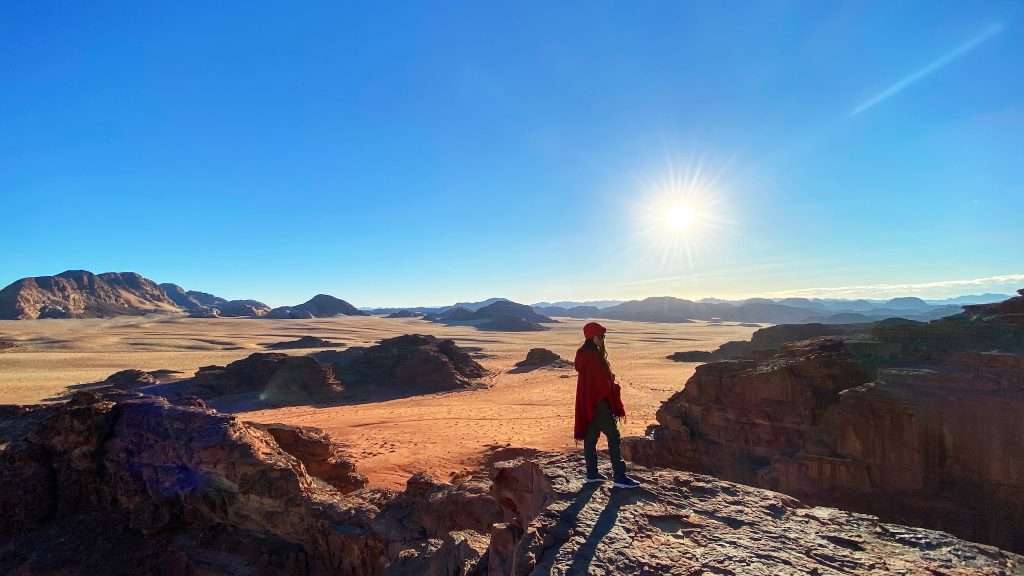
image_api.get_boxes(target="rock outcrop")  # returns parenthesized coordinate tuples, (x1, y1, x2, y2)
(252, 422, 367, 493)
(324, 334, 488, 400)
(269, 294, 368, 319)
(185, 353, 344, 405)
(0, 391, 512, 575)
(266, 335, 344, 350)
(511, 348, 572, 372)
(625, 294, 1024, 553)
(0, 392, 385, 575)
(485, 452, 1023, 575)
(0, 270, 181, 319)
(665, 350, 715, 362)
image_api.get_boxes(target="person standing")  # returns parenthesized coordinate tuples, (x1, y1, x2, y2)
(574, 322, 640, 488)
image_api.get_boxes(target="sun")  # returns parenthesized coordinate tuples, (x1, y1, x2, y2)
(631, 157, 732, 271)
(662, 201, 697, 233)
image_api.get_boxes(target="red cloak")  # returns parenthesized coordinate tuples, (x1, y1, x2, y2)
(573, 347, 626, 439)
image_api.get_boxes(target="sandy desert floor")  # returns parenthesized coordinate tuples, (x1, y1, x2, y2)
(0, 315, 759, 489)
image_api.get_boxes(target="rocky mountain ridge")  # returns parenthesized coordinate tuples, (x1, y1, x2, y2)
(0, 270, 364, 320)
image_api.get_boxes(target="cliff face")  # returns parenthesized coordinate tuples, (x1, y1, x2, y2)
(0, 270, 180, 319)
(624, 290, 1024, 553)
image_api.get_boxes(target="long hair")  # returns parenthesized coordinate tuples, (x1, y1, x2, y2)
(579, 337, 612, 374)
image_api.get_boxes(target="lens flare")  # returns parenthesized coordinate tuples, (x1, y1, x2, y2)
(632, 157, 731, 272)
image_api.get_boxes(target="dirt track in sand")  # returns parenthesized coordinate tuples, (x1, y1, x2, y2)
(0, 315, 759, 488)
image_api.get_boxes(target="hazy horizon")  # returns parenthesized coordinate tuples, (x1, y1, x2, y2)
(3, 2, 1022, 307)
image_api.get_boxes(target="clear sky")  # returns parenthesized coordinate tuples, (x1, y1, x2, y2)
(2, 2, 1022, 307)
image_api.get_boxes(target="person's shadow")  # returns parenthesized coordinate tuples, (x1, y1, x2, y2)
(564, 489, 632, 575)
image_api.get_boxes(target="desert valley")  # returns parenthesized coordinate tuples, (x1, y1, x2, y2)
(1, 270, 1023, 574)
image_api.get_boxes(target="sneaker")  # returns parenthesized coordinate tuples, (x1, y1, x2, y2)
(613, 474, 641, 489)
(584, 472, 607, 483)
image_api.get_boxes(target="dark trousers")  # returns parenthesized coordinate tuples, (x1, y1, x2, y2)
(583, 400, 626, 478)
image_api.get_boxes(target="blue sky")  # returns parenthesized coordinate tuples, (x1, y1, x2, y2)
(2, 2, 1021, 307)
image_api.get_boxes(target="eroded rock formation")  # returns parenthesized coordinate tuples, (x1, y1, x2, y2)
(0, 392, 499, 576)
(625, 291, 1024, 552)
(266, 335, 345, 350)
(187, 353, 344, 404)
(325, 334, 488, 399)
(511, 348, 572, 372)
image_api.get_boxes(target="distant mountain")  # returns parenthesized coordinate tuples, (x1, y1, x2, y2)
(473, 300, 554, 324)
(926, 293, 1011, 306)
(268, 294, 367, 319)
(537, 295, 968, 325)
(446, 297, 511, 312)
(160, 283, 218, 311)
(530, 299, 623, 309)
(885, 297, 930, 310)
(159, 283, 269, 317)
(368, 306, 444, 315)
(0, 270, 180, 319)
(425, 300, 551, 331)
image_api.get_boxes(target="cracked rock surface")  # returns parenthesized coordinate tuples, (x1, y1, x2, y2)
(501, 452, 1023, 576)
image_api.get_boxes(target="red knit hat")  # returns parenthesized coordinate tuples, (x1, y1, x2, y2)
(583, 322, 607, 339)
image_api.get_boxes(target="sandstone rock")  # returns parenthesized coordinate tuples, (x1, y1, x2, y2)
(103, 369, 159, 389)
(252, 422, 367, 493)
(0, 392, 522, 575)
(511, 348, 571, 372)
(665, 350, 715, 362)
(188, 353, 343, 404)
(0, 393, 386, 575)
(329, 334, 488, 399)
(492, 452, 1022, 575)
(266, 335, 344, 350)
(625, 335, 1024, 553)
